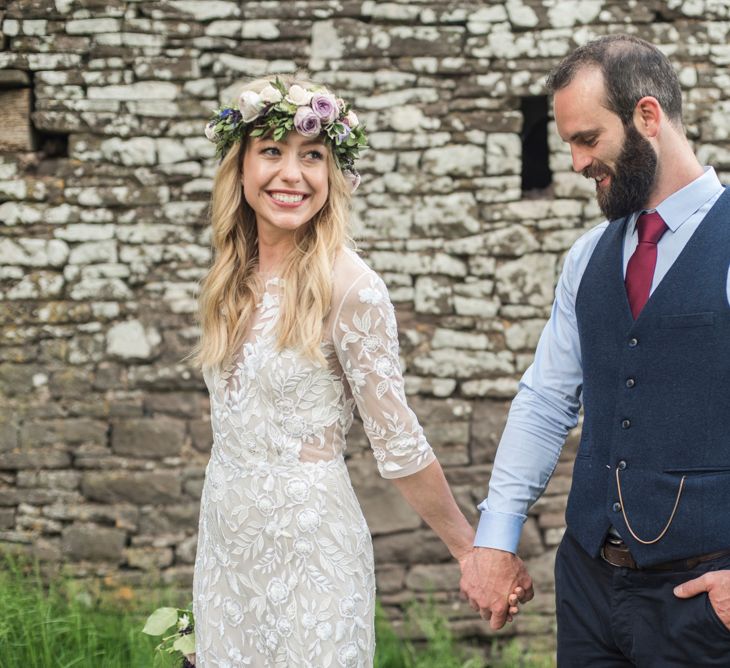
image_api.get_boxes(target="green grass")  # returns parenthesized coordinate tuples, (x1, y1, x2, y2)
(0, 558, 177, 668)
(0, 557, 553, 667)
(375, 601, 485, 668)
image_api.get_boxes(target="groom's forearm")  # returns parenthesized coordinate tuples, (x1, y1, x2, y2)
(475, 383, 578, 552)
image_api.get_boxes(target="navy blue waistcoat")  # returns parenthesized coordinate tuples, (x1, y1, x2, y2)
(566, 188, 730, 567)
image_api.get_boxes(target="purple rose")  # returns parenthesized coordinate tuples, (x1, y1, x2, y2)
(294, 107, 322, 138)
(310, 92, 338, 123)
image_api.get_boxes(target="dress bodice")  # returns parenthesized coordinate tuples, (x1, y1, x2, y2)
(203, 247, 434, 477)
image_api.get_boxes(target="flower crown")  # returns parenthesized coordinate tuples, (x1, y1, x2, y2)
(205, 78, 368, 191)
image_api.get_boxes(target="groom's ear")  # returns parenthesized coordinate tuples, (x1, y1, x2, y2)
(632, 96, 661, 138)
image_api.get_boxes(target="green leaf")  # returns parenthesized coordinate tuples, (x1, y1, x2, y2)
(273, 77, 287, 96)
(173, 634, 196, 654)
(250, 128, 264, 137)
(142, 607, 179, 636)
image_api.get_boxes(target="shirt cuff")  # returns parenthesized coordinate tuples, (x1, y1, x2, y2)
(473, 506, 526, 553)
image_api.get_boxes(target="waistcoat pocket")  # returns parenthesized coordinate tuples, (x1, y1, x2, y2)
(658, 312, 716, 328)
(663, 465, 730, 475)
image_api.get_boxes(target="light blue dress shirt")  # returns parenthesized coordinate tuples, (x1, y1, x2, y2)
(475, 167, 726, 553)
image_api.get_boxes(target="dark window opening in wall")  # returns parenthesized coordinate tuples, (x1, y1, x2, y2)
(37, 131, 69, 158)
(520, 96, 552, 197)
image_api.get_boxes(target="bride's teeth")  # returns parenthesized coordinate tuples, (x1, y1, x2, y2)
(271, 193, 304, 203)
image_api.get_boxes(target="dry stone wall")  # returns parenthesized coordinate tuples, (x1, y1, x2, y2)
(2, 0, 730, 656)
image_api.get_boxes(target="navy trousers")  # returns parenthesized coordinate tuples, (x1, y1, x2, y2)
(555, 531, 730, 667)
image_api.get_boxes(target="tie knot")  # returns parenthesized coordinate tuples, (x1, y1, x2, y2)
(636, 211, 667, 245)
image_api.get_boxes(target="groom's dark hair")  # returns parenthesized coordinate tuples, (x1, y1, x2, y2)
(546, 34, 684, 128)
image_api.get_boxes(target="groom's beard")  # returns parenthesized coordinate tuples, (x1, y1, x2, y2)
(584, 124, 658, 221)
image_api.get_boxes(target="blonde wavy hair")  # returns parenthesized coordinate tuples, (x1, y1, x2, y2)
(192, 75, 353, 370)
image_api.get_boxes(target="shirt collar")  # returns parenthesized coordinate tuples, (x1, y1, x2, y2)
(627, 166, 723, 235)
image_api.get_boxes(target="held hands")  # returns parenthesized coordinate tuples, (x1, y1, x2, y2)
(674, 569, 730, 630)
(458, 547, 534, 630)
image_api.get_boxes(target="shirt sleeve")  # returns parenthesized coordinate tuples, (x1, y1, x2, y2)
(474, 227, 604, 552)
(332, 269, 436, 478)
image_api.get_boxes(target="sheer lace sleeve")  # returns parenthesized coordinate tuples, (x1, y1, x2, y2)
(332, 264, 435, 478)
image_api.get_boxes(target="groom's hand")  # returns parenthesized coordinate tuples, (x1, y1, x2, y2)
(458, 547, 534, 630)
(674, 569, 730, 630)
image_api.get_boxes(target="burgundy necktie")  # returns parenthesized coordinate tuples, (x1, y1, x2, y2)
(625, 211, 668, 319)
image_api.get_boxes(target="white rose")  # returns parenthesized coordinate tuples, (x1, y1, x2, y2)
(266, 578, 290, 605)
(260, 84, 283, 104)
(238, 90, 264, 123)
(222, 597, 244, 626)
(346, 110, 359, 128)
(362, 335, 380, 353)
(358, 286, 382, 306)
(296, 508, 321, 533)
(255, 494, 276, 516)
(285, 478, 310, 504)
(277, 617, 294, 637)
(293, 537, 313, 557)
(374, 356, 395, 377)
(204, 120, 219, 142)
(285, 84, 313, 106)
(339, 597, 356, 618)
(338, 642, 359, 668)
(283, 415, 306, 437)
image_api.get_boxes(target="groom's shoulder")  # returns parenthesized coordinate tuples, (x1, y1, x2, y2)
(569, 220, 610, 259)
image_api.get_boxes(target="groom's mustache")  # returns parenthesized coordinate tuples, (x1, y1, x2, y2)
(582, 161, 613, 181)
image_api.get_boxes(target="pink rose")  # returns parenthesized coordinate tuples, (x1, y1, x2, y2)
(293, 107, 321, 137)
(310, 92, 338, 123)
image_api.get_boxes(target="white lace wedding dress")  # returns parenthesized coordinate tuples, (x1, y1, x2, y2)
(192, 248, 435, 667)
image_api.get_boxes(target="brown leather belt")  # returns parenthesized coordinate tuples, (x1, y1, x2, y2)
(601, 537, 730, 571)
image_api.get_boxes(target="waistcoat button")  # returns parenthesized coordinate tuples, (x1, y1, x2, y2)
(625, 378, 635, 388)
(628, 337, 638, 348)
(612, 502, 622, 512)
(621, 419, 631, 429)
(617, 460, 627, 470)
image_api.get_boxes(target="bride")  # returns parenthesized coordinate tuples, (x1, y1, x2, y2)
(191, 75, 477, 667)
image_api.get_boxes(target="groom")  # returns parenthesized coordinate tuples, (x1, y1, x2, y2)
(460, 34, 730, 665)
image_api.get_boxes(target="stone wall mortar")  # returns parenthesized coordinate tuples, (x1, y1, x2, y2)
(1, 0, 729, 656)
